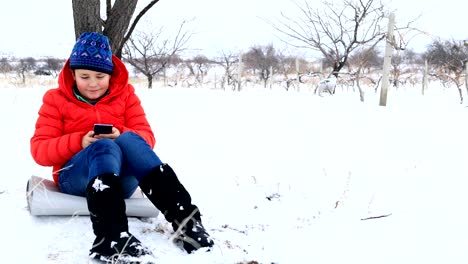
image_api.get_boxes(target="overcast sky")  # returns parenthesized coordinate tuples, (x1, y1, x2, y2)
(1, 0, 467, 59)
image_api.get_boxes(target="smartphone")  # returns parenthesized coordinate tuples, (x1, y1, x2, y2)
(94, 123, 113, 135)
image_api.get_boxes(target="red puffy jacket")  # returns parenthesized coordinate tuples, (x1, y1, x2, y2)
(30, 55, 155, 184)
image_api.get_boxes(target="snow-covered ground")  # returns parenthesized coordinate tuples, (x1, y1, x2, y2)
(1, 81, 468, 264)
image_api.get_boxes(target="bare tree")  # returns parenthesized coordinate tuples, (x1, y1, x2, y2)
(213, 51, 239, 90)
(123, 22, 192, 89)
(243, 44, 280, 88)
(347, 46, 383, 101)
(44, 58, 65, 77)
(15, 57, 36, 85)
(269, 0, 416, 78)
(276, 53, 309, 91)
(389, 49, 420, 88)
(186, 55, 212, 85)
(72, 0, 160, 58)
(348, 46, 382, 74)
(0, 57, 12, 77)
(424, 39, 468, 104)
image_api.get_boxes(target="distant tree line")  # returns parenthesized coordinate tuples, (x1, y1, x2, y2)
(1, 0, 467, 103)
(0, 57, 64, 83)
(2, 39, 466, 91)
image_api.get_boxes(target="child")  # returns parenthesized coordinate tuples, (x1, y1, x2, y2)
(30, 32, 213, 262)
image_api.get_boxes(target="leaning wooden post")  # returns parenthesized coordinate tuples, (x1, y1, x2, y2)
(379, 13, 395, 106)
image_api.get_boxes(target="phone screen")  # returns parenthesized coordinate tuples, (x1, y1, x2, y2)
(94, 124, 113, 135)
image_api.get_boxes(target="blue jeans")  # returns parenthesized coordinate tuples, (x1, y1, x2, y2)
(58, 132, 163, 198)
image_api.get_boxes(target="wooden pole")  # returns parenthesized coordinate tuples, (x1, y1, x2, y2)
(422, 59, 428, 95)
(379, 13, 395, 106)
(465, 62, 468, 95)
(269, 66, 273, 88)
(214, 72, 217, 89)
(296, 57, 300, 91)
(464, 41, 468, 100)
(237, 53, 243, 91)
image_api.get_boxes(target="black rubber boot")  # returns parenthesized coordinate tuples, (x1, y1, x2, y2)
(139, 164, 214, 253)
(86, 174, 152, 262)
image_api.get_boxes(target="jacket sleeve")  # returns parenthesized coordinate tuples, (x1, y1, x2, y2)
(120, 86, 156, 148)
(30, 90, 84, 167)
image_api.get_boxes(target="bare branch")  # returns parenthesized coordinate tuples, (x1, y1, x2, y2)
(121, 0, 160, 56)
(267, 0, 418, 78)
(123, 20, 193, 89)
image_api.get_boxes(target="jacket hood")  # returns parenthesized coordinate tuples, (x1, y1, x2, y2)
(57, 54, 129, 101)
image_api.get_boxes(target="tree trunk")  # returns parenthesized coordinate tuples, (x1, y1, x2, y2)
(103, 0, 138, 58)
(72, 0, 140, 59)
(457, 85, 463, 104)
(72, 0, 102, 39)
(332, 64, 341, 78)
(146, 74, 153, 89)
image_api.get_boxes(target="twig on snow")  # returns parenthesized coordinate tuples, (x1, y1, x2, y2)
(361, 213, 392, 221)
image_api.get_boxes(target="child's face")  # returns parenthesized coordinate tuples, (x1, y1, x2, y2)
(73, 69, 111, 100)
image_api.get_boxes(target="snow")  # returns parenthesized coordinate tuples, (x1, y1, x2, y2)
(1, 82, 468, 263)
(92, 178, 110, 192)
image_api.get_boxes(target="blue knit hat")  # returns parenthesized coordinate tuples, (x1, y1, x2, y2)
(69, 32, 114, 74)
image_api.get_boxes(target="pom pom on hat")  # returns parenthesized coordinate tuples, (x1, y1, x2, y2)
(69, 32, 114, 74)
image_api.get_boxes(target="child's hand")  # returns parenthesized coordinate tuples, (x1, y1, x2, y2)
(93, 127, 121, 140)
(82, 131, 98, 148)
